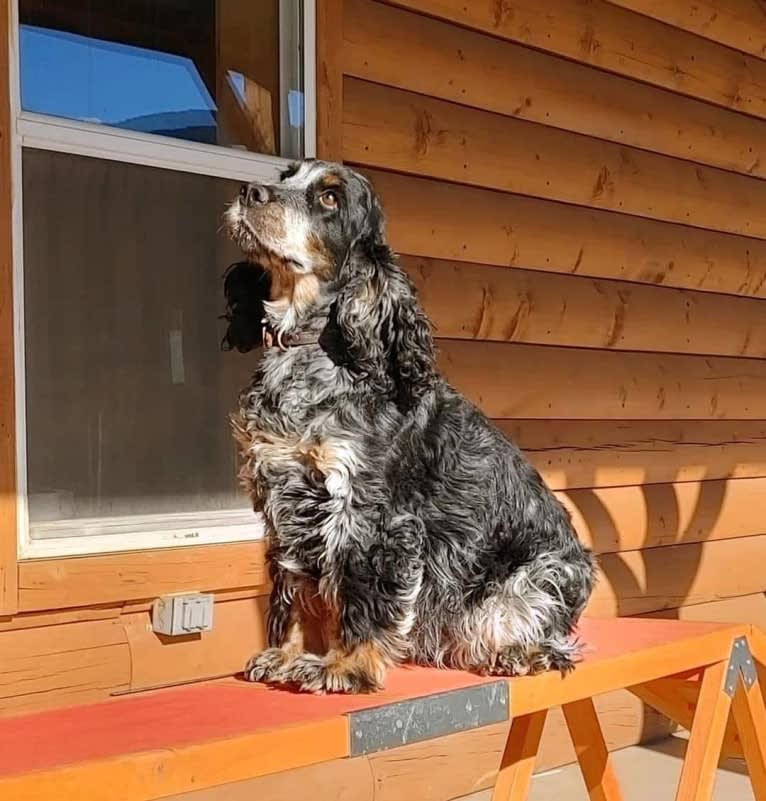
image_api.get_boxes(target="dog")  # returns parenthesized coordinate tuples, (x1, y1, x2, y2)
(222, 159, 596, 693)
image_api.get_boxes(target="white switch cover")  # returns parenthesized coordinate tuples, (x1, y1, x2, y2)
(152, 593, 214, 636)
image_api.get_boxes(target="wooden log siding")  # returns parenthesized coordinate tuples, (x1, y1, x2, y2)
(404, 256, 766, 358)
(381, 0, 766, 121)
(437, 341, 766, 420)
(344, 77, 766, 240)
(502, 420, 766, 490)
(590, 533, 766, 617)
(345, 0, 766, 180)
(605, 0, 766, 59)
(367, 169, 766, 300)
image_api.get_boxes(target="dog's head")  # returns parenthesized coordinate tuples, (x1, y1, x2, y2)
(225, 159, 384, 280)
(224, 159, 435, 410)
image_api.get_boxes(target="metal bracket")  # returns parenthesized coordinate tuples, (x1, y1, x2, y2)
(724, 636, 758, 697)
(347, 680, 509, 756)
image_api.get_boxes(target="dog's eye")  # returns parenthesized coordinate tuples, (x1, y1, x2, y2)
(319, 190, 339, 210)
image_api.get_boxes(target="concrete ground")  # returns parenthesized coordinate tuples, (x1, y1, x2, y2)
(460, 736, 754, 801)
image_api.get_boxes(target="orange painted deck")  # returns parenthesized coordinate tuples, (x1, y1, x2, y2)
(1, 618, 765, 801)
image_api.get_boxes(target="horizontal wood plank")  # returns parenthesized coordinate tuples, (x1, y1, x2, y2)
(383, 0, 766, 120)
(502, 420, 766, 490)
(368, 169, 766, 299)
(17, 541, 268, 612)
(588, 533, 766, 616)
(0, 620, 130, 715)
(561, 476, 766, 554)
(346, 0, 766, 180)
(607, 0, 766, 59)
(643, 592, 766, 629)
(0, 717, 349, 801)
(0, 605, 122, 632)
(124, 596, 269, 691)
(406, 255, 766, 357)
(345, 77, 766, 239)
(438, 340, 766, 419)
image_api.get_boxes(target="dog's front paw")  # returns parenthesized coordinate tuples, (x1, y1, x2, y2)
(244, 647, 291, 683)
(282, 654, 382, 694)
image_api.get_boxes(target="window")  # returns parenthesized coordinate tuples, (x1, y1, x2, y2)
(11, 0, 315, 557)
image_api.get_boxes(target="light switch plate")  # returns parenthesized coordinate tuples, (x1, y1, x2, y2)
(152, 592, 214, 636)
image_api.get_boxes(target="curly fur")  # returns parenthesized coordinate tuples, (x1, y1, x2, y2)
(223, 160, 596, 693)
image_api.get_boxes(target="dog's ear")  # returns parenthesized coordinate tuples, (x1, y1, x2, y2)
(334, 240, 436, 412)
(220, 261, 271, 353)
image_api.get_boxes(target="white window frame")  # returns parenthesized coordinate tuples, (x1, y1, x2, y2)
(10, 0, 316, 559)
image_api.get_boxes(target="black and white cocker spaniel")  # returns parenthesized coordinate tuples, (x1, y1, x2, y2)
(223, 159, 596, 693)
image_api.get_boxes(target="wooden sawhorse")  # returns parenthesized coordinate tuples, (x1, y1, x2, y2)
(494, 618, 766, 801)
(0, 618, 763, 801)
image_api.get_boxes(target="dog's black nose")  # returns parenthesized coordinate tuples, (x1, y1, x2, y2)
(241, 182, 270, 206)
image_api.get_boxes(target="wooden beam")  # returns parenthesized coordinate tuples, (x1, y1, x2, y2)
(675, 660, 732, 801)
(644, 593, 766, 629)
(123, 596, 269, 691)
(0, 0, 18, 616)
(404, 255, 766, 358)
(346, 0, 766, 181)
(500, 420, 766, 491)
(315, 0, 344, 160)
(0, 717, 349, 801)
(560, 477, 766, 555)
(344, 77, 766, 240)
(490, 710, 547, 801)
(589, 535, 766, 617)
(0, 619, 130, 715)
(562, 698, 624, 801)
(606, 0, 766, 60)
(437, 340, 766, 420)
(509, 622, 747, 716)
(367, 169, 766, 300)
(17, 540, 268, 612)
(381, 0, 766, 121)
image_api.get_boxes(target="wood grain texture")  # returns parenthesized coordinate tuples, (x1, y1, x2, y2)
(607, 0, 766, 59)
(0, 0, 17, 616)
(490, 709, 547, 801)
(17, 541, 268, 612)
(0, 716, 349, 801)
(438, 340, 766, 420)
(562, 698, 624, 801)
(561, 476, 766, 554)
(0, 605, 121, 632)
(0, 620, 130, 715)
(382, 0, 766, 120)
(159, 756, 375, 801)
(346, 0, 766, 180)
(124, 596, 269, 691)
(316, 0, 344, 160)
(675, 660, 731, 801)
(501, 420, 766, 491)
(367, 169, 766, 299)
(5, 690, 668, 801)
(644, 592, 766, 628)
(405, 255, 766, 358)
(589, 534, 766, 616)
(368, 689, 668, 801)
(344, 77, 766, 240)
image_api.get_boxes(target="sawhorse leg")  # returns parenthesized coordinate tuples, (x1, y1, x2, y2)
(676, 637, 766, 801)
(563, 697, 624, 801)
(732, 661, 766, 800)
(491, 709, 547, 801)
(675, 660, 731, 801)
